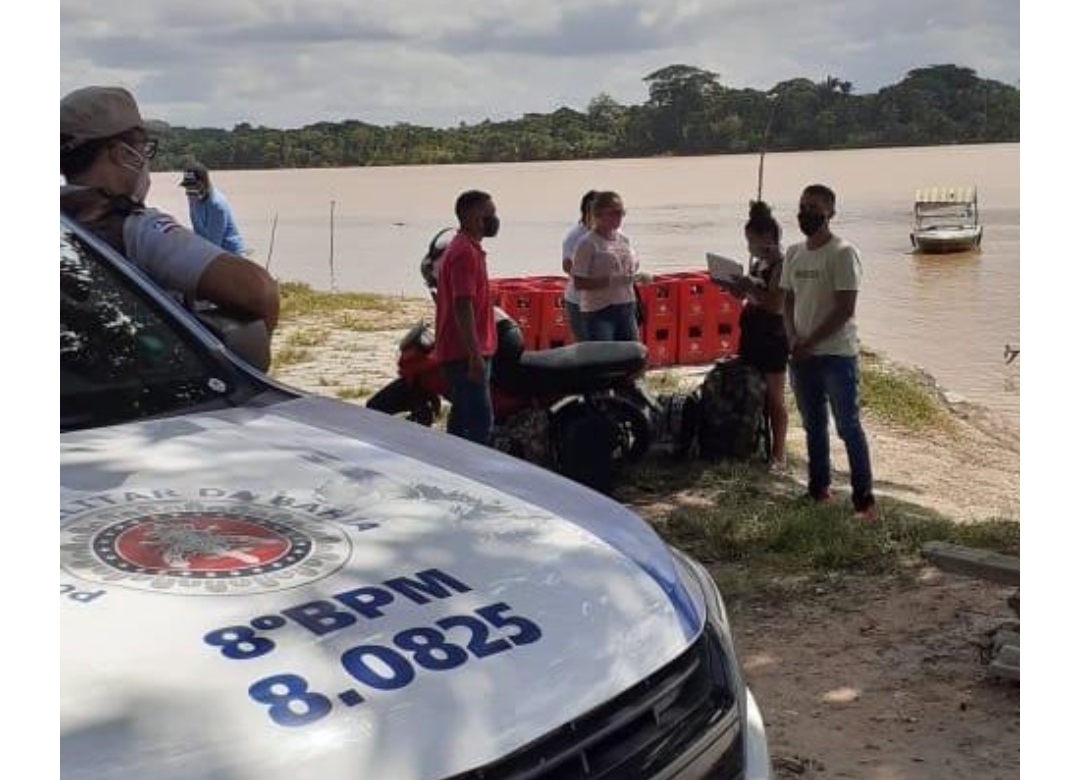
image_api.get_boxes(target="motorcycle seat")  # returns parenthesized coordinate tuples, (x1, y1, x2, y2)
(496, 341, 649, 396)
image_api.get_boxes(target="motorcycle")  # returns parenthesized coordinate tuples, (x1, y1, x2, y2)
(366, 231, 658, 492)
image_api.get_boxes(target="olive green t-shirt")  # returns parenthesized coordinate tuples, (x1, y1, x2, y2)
(779, 236, 862, 357)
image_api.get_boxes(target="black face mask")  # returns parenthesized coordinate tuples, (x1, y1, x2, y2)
(797, 211, 827, 236)
(482, 214, 500, 238)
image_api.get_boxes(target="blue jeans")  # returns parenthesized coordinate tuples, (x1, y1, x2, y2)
(789, 354, 875, 510)
(443, 358, 493, 445)
(564, 300, 587, 343)
(583, 302, 639, 342)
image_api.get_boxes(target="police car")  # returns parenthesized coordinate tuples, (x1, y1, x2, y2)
(60, 214, 771, 780)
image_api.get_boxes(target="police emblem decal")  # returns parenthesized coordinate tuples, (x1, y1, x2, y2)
(62, 496, 352, 595)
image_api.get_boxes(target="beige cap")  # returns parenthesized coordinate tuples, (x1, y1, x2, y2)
(60, 86, 168, 151)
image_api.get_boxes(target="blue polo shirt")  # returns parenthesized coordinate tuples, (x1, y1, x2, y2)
(188, 187, 247, 255)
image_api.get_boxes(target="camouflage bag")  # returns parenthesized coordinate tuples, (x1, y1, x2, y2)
(695, 358, 770, 462)
(492, 408, 553, 467)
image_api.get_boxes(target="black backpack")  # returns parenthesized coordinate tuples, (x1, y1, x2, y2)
(695, 358, 770, 462)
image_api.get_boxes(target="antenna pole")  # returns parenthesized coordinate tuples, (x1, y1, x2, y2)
(757, 94, 781, 202)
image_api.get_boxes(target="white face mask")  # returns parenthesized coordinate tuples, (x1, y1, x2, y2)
(117, 142, 152, 203)
(131, 163, 151, 203)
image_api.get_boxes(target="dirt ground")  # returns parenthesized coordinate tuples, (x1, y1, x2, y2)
(732, 571, 1018, 779)
(273, 313, 1021, 780)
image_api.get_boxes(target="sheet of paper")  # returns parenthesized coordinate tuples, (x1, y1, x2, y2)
(706, 252, 744, 284)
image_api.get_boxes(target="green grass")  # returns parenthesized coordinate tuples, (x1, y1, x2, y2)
(279, 281, 404, 318)
(615, 457, 1018, 599)
(284, 328, 331, 348)
(328, 311, 414, 332)
(278, 282, 432, 332)
(336, 385, 373, 400)
(271, 346, 313, 368)
(859, 352, 950, 431)
(644, 369, 690, 395)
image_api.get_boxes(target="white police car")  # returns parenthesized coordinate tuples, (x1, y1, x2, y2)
(60, 214, 771, 780)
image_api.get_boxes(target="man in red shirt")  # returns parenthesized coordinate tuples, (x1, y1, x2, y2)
(435, 190, 500, 444)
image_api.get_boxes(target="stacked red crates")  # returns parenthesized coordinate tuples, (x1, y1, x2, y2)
(531, 277, 573, 350)
(490, 278, 543, 350)
(491, 270, 744, 363)
(636, 277, 679, 367)
(490, 276, 575, 351)
(675, 271, 742, 364)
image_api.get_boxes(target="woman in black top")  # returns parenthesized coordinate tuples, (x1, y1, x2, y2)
(728, 200, 789, 468)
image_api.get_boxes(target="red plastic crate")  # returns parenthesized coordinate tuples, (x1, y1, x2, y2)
(677, 322, 722, 365)
(527, 275, 570, 291)
(715, 314, 740, 359)
(637, 276, 680, 326)
(642, 322, 677, 367)
(536, 287, 574, 349)
(493, 282, 542, 350)
(678, 272, 726, 322)
(674, 274, 744, 364)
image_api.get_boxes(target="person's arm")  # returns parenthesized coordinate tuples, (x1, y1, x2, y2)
(562, 226, 583, 275)
(124, 210, 278, 330)
(197, 254, 280, 331)
(452, 296, 484, 380)
(790, 290, 857, 361)
(203, 199, 229, 248)
(573, 275, 614, 290)
(783, 288, 798, 345)
(779, 249, 798, 346)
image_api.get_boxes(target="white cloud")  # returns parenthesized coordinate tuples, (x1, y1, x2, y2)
(61, 0, 1019, 129)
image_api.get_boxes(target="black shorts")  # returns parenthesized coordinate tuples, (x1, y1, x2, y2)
(739, 306, 788, 374)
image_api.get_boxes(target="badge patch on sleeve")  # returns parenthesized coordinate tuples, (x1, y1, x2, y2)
(150, 215, 181, 234)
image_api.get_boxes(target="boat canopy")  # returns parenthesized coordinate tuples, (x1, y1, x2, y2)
(914, 186, 977, 205)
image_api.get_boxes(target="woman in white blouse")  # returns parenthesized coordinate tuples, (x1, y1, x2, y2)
(571, 191, 641, 341)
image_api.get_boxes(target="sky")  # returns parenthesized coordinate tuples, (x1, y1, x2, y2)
(60, 0, 1020, 130)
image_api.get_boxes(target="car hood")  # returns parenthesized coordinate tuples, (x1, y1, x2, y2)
(61, 397, 704, 780)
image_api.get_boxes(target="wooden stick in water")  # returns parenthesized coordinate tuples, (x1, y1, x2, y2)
(265, 212, 278, 271)
(329, 200, 337, 292)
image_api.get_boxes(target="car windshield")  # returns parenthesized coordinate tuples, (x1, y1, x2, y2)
(60, 220, 247, 432)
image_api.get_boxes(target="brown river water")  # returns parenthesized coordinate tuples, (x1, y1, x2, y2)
(153, 143, 1019, 427)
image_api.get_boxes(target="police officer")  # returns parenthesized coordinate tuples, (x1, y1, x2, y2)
(59, 86, 278, 332)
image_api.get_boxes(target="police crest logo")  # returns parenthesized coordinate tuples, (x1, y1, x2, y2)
(61, 492, 353, 595)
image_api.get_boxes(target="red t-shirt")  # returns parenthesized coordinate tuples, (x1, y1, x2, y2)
(434, 231, 497, 363)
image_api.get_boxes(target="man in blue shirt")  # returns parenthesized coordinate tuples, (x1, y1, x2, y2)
(181, 163, 248, 255)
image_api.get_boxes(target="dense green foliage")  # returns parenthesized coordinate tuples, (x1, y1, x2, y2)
(155, 64, 1018, 171)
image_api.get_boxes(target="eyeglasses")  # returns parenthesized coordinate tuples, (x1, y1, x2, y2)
(119, 138, 158, 160)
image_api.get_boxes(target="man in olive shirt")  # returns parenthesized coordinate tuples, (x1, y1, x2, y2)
(780, 184, 877, 520)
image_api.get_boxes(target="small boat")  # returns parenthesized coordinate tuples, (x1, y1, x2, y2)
(910, 186, 983, 253)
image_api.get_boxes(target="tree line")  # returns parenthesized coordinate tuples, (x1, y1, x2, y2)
(154, 64, 1019, 171)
